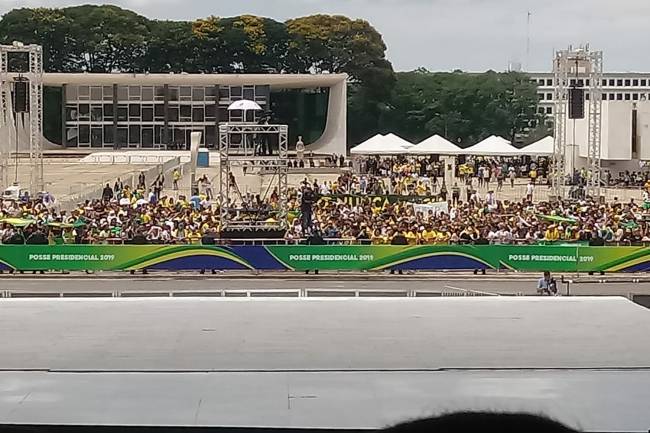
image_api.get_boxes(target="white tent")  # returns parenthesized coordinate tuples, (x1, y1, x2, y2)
(350, 133, 413, 155)
(410, 134, 462, 155)
(350, 134, 385, 154)
(519, 136, 554, 156)
(464, 135, 520, 156)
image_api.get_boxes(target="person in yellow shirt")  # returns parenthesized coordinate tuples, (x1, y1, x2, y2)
(544, 224, 560, 241)
(405, 229, 418, 245)
(188, 229, 202, 244)
(436, 229, 450, 244)
(416, 181, 426, 196)
(421, 225, 437, 244)
(371, 229, 385, 245)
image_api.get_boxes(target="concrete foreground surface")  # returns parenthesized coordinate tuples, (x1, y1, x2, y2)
(2, 297, 649, 371)
(1, 296, 649, 430)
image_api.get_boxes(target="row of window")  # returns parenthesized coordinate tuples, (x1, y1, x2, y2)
(66, 125, 218, 148)
(602, 93, 649, 101)
(538, 92, 650, 102)
(65, 85, 269, 103)
(532, 77, 650, 88)
(65, 103, 258, 123)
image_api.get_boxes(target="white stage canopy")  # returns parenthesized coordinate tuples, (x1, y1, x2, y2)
(519, 136, 554, 156)
(464, 135, 521, 156)
(350, 133, 413, 155)
(410, 134, 461, 155)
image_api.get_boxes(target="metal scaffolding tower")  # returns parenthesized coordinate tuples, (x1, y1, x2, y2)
(0, 43, 44, 193)
(218, 123, 289, 232)
(551, 46, 603, 200)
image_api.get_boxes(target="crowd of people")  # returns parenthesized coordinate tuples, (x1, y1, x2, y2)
(358, 155, 550, 189)
(1, 175, 222, 245)
(284, 178, 650, 245)
(2, 156, 650, 246)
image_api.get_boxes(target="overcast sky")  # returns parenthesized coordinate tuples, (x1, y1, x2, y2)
(1, 0, 649, 72)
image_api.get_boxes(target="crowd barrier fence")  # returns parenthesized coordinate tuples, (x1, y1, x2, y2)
(1, 244, 650, 273)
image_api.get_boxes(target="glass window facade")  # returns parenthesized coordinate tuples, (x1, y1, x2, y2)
(64, 84, 270, 149)
(63, 83, 271, 149)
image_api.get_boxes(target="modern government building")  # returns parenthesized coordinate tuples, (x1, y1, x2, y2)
(29, 71, 650, 167)
(38, 73, 348, 156)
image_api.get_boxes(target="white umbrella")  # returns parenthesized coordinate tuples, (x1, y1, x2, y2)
(227, 100, 262, 111)
(227, 99, 262, 126)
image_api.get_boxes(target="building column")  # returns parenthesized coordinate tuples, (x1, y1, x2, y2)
(214, 85, 220, 149)
(163, 84, 170, 149)
(112, 84, 118, 149)
(61, 84, 67, 147)
(297, 91, 305, 137)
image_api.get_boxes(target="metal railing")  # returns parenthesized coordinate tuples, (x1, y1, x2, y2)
(0, 287, 528, 299)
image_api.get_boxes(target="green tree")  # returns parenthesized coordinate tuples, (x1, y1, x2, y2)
(223, 16, 289, 72)
(285, 15, 391, 83)
(285, 15, 395, 144)
(144, 20, 198, 73)
(62, 5, 150, 72)
(191, 15, 231, 73)
(387, 70, 541, 146)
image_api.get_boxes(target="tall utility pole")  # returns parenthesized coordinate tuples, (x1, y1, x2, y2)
(526, 11, 531, 71)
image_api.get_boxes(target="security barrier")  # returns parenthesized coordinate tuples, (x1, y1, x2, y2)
(1, 244, 650, 273)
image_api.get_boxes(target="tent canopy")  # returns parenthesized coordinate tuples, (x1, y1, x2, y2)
(520, 136, 554, 156)
(464, 135, 520, 156)
(350, 133, 413, 155)
(350, 134, 385, 155)
(410, 134, 461, 155)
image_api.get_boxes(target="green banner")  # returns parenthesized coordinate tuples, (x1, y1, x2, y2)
(267, 245, 582, 272)
(0, 245, 253, 271)
(0, 244, 650, 273)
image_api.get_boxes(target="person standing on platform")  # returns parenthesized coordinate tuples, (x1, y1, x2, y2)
(138, 171, 146, 189)
(102, 183, 113, 203)
(390, 228, 408, 275)
(300, 184, 317, 231)
(451, 182, 461, 206)
(172, 169, 181, 191)
(526, 180, 534, 201)
(200, 175, 213, 200)
(113, 178, 123, 196)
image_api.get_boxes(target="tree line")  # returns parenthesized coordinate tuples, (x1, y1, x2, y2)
(0, 5, 542, 147)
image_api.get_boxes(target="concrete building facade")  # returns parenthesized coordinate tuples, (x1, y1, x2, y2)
(36, 73, 348, 156)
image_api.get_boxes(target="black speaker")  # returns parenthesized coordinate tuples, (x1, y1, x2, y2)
(568, 87, 584, 119)
(13, 80, 28, 113)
